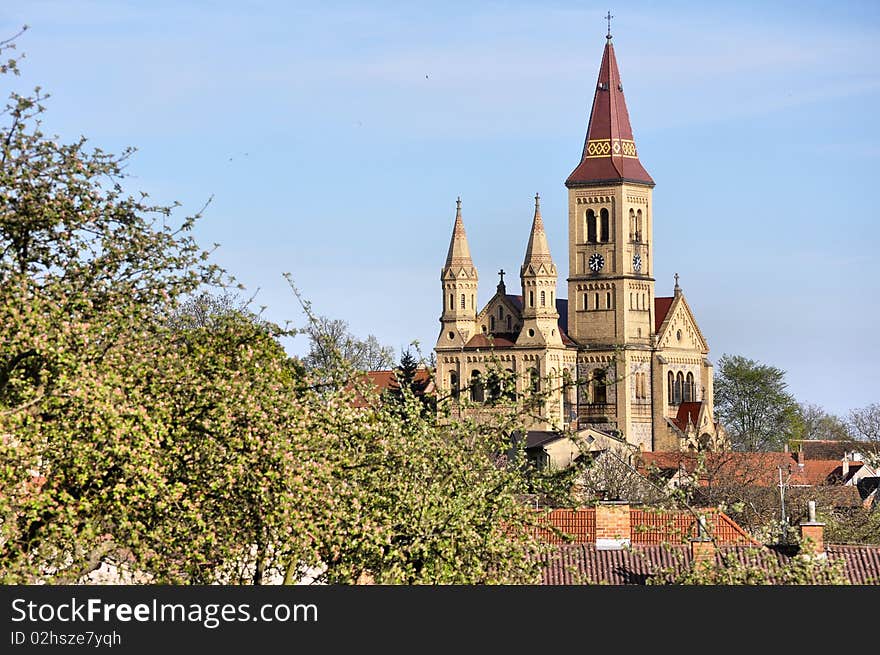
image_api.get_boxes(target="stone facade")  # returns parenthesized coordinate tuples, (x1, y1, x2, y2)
(434, 33, 725, 452)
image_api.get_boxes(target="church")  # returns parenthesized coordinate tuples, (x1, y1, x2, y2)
(434, 28, 725, 453)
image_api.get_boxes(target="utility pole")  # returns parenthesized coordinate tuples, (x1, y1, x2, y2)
(778, 466, 788, 542)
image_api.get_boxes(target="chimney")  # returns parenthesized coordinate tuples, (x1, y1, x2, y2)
(689, 514, 715, 564)
(595, 501, 631, 550)
(796, 448, 804, 468)
(841, 456, 850, 479)
(799, 500, 825, 556)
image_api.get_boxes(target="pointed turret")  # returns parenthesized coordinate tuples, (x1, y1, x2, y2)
(437, 197, 478, 348)
(518, 194, 561, 347)
(522, 193, 554, 270)
(445, 197, 474, 269)
(565, 32, 654, 187)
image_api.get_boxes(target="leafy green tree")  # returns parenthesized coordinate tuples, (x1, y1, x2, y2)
(822, 506, 880, 546)
(385, 348, 434, 414)
(793, 403, 850, 442)
(847, 403, 880, 445)
(301, 315, 394, 373)
(305, 375, 545, 584)
(0, 32, 548, 585)
(714, 354, 799, 451)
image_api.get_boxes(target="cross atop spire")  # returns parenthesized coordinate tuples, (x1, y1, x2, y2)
(605, 10, 613, 40)
(674, 272, 681, 296)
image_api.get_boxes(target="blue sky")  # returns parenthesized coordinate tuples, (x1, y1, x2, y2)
(2, 1, 878, 417)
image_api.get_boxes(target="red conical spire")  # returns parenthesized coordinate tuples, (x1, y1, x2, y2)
(566, 33, 654, 188)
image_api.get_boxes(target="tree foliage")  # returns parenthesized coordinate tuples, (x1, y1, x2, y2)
(0, 34, 545, 583)
(714, 354, 799, 451)
(301, 315, 394, 373)
(649, 547, 849, 585)
(793, 403, 850, 442)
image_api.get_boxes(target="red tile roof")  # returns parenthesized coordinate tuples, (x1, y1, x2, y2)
(792, 439, 880, 460)
(640, 451, 868, 490)
(566, 40, 654, 188)
(794, 460, 861, 485)
(364, 369, 432, 392)
(533, 507, 756, 546)
(465, 333, 517, 348)
(350, 369, 434, 407)
(630, 508, 756, 546)
(640, 451, 797, 487)
(826, 544, 880, 584)
(654, 296, 674, 333)
(538, 543, 880, 585)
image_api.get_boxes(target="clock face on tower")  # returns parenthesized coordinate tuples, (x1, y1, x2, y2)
(633, 253, 642, 273)
(588, 252, 605, 273)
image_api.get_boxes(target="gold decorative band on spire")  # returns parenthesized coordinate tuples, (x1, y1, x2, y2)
(585, 138, 638, 158)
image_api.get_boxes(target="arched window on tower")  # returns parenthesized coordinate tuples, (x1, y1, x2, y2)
(449, 293, 453, 311)
(594, 293, 600, 310)
(450, 371, 459, 398)
(629, 208, 636, 241)
(505, 369, 517, 400)
(529, 290, 534, 307)
(674, 372, 684, 405)
(490, 316, 495, 331)
(563, 369, 575, 421)
(636, 209, 643, 243)
(606, 291, 612, 309)
(591, 368, 607, 404)
(530, 367, 541, 393)
(583, 293, 588, 311)
(498, 306, 504, 319)
(460, 294, 465, 309)
(586, 209, 597, 243)
(470, 370, 484, 403)
(540, 290, 546, 307)
(600, 208, 610, 243)
(506, 315, 512, 331)
(667, 371, 674, 404)
(685, 372, 695, 402)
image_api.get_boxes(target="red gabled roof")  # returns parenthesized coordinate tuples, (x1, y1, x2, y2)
(350, 369, 434, 408)
(654, 296, 674, 333)
(672, 402, 702, 432)
(465, 333, 517, 348)
(566, 38, 654, 188)
(532, 507, 755, 547)
(364, 369, 433, 392)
